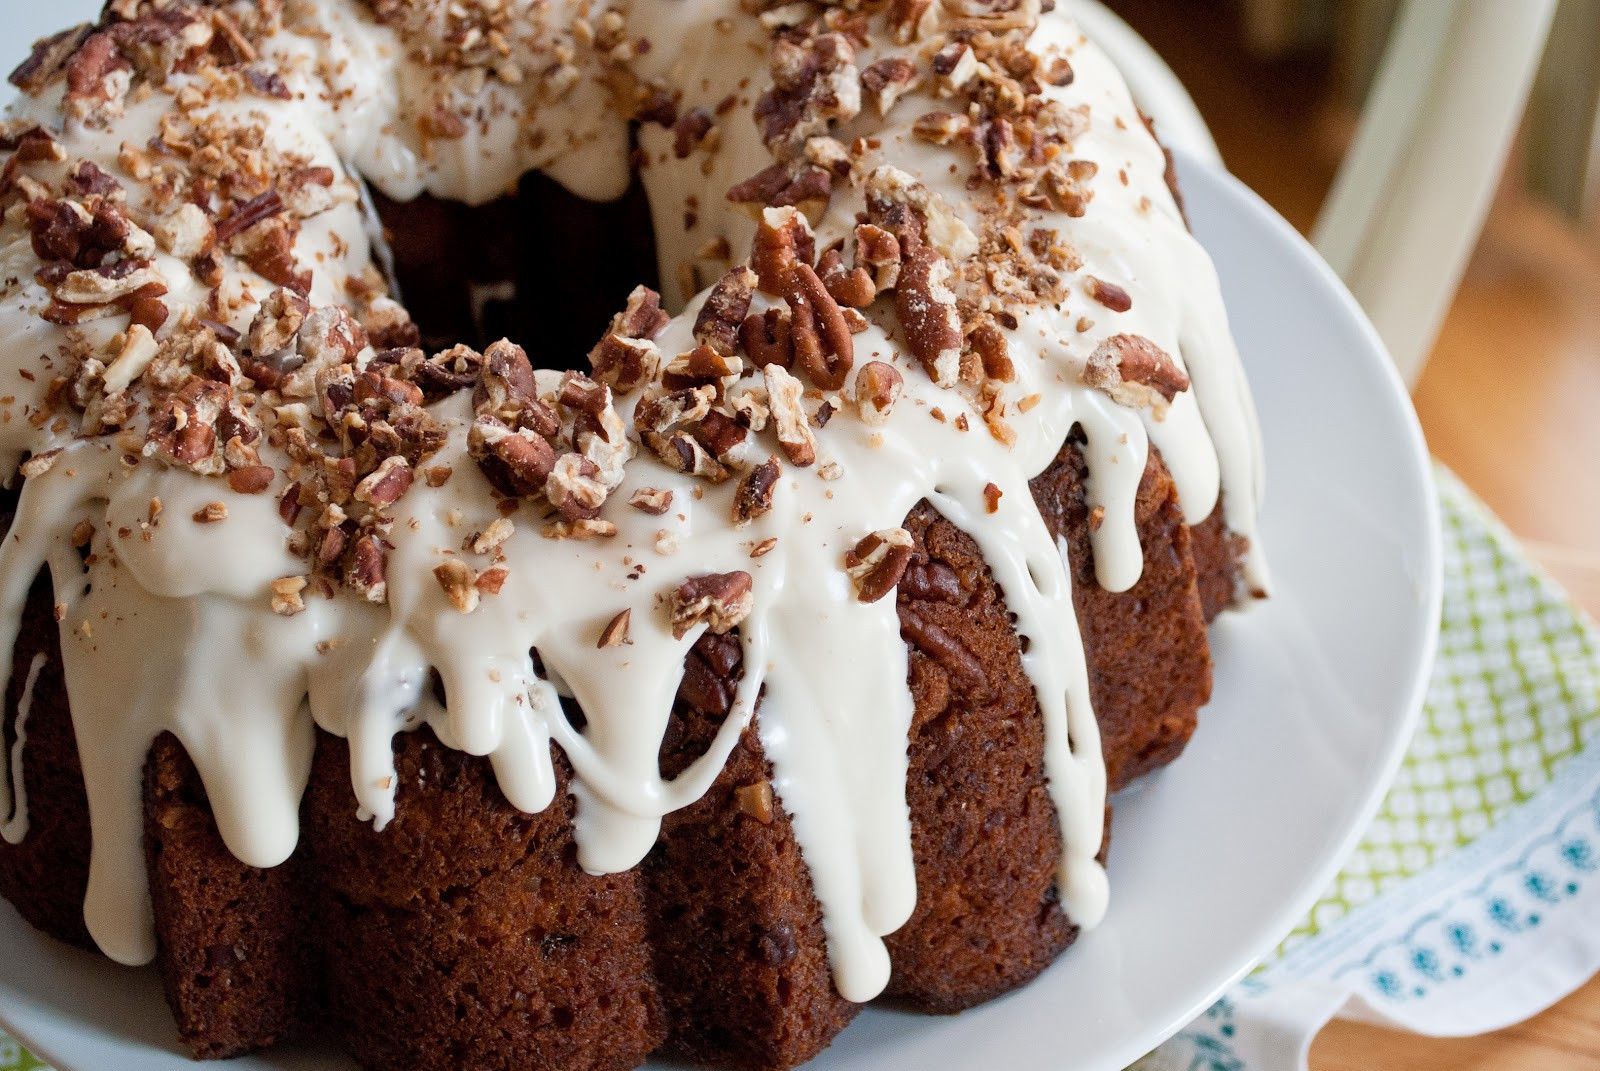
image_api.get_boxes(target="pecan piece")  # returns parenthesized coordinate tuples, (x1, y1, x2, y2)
(227, 465, 275, 494)
(854, 361, 903, 425)
(751, 206, 815, 295)
(353, 455, 413, 507)
(621, 488, 668, 516)
(860, 57, 919, 117)
(732, 455, 780, 526)
(598, 608, 633, 649)
(740, 307, 793, 369)
(693, 266, 757, 356)
(668, 571, 754, 639)
(896, 246, 963, 387)
(787, 263, 854, 390)
(545, 453, 608, 520)
(763, 364, 816, 467)
(9, 24, 94, 93)
(589, 286, 667, 394)
(433, 558, 479, 614)
(1082, 333, 1190, 409)
(754, 33, 860, 160)
(845, 528, 914, 603)
(1085, 275, 1133, 313)
(817, 247, 875, 308)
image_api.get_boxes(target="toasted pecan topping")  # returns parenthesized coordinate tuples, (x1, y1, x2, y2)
(845, 528, 914, 603)
(598, 608, 633, 648)
(1083, 333, 1190, 408)
(855, 361, 903, 426)
(668, 570, 754, 639)
(733, 455, 780, 526)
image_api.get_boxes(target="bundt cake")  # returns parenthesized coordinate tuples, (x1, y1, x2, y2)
(0, 0, 1269, 1067)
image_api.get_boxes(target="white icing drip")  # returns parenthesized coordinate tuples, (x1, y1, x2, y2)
(0, 653, 49, 845)
(0, 0, 1267, 996)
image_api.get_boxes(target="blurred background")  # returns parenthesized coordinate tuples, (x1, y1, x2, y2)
(1103, 2, 1600, 1066)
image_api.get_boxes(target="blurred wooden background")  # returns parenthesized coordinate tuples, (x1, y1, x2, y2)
(1104, 1, 1600, 1066)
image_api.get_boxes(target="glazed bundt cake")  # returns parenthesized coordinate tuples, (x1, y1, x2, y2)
(0, 0, 1269, 1067)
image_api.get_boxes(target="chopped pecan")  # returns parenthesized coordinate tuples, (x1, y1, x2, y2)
(215, 190, 285, 243)
(227, 465, 275, 494)
(931, 41, 977, 93)
(1083, 333, 1190, 409)
(887, 0, 935, 42)
(672, 108, 713, 158)
(471, 517, 515, 555)
(470, 419, 557, 496)
(732, 455, 780, 525)
(763, 364, 815, 467)
(855, 361, 903, 425)
(152, 202, 213, 259)
(1085, 275, 1133, 313)
(347, 534, 388, 602)
(270, 575, 307, 616)
(589, 286, 667, 394)
(8, 24, 94, 93)
(845, 527, 914, 603)
(740, 307, 793, 369)
(668, 571, 754, 639)
(545, 453, 607, 520)
(192, 502, 228, 523)
(244, 287, 309, 358)
(896, 246, 964, 387)
(912, 110, 972, 146)
(646, 430, 728, 483)
(629, 487, 673, 515)
(817, 247, 875, 308)
(353, 455, 413, 507)
(969, 319, 1014, 382)
(477, 338, 538, 420)
(787, 262, 854, 390)
(754, 33, 860, 160)
(543, 518, 618, 540)
(726, 162, 833, 215)
(664, 344, 742, 390)
(433, 558, 479, 614)
(693, 266, 757, 356)
(853, 223, 901, 292)
(598, 608, 633, 649)
(860, 57, 919, 117)
(750, 206, 815, 295)
(696, 409, 748, 465)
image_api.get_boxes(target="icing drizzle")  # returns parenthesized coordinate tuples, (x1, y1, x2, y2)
(0, 0, 1266, 1004)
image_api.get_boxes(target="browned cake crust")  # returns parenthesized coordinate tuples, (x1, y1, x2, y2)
(647, 632, 858, 1070)
(143, 734, 315, 1058)
(1, 441, 1241, 1070)
(1034, 440, 1215, 791)
(1189, 506, 1248, 624)
(883, 497, 1081, 1012)
(301, 729, 667, 1071)
(0, 563, 93, 951)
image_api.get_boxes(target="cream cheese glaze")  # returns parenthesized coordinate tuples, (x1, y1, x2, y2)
(0, 0, 1266, 1006)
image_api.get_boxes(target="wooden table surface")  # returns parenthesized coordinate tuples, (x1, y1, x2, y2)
(1104, 1, 1600, 1065)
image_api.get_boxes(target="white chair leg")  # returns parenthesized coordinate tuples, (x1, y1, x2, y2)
(1311, 0, 1556, 387)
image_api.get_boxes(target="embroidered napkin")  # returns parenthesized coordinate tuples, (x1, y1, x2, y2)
(1141, 465, 1600, 1070)
(4, 466, 1597, 1071)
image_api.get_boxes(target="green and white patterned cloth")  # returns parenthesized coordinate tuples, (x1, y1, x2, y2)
(5, 467, 1598, 1071)
(1144, 466, 1600, 1069)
